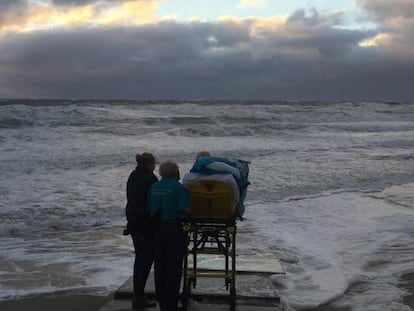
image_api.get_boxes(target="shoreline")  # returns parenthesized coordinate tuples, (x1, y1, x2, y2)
(2, 273, 414, 311)
(303, 272, 414, 311)
(0, 293, 111, 311)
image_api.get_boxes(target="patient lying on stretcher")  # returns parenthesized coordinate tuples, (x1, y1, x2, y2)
(182, 151, 250, 217)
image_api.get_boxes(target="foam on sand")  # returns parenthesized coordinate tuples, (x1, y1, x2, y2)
(249, 183, 414, 310)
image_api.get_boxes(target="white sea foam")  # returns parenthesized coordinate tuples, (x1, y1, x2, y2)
(248, 184, 414, 310)
(0, 228, 134, 299)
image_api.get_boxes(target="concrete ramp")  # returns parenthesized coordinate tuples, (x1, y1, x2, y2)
(100, 299, 280, 311)
(103, 257, 284, 311)
(187, 255, 284, 275)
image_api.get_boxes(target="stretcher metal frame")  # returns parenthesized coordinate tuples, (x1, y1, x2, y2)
(181, 178, 238, 311)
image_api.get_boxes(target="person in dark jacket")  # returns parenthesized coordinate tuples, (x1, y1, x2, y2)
(147, 161, 190, 311)
(125, 152, 158, 309)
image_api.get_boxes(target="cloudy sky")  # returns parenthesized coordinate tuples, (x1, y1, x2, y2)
(0, 0, 413, 100)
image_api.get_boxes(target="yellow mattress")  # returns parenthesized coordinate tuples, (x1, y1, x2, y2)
(187, 177, 235, 220)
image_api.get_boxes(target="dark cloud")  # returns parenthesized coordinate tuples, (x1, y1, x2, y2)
(287, 8, 344, 27)
(0, 0, 26, 9)
(357, 0, 414, 59)
(358, 0, 414, 21)
(357, 0, 414, 38)
(0, 9, 413, 100)
(283, 10, 371, 58)
(0, 0, 28, 26)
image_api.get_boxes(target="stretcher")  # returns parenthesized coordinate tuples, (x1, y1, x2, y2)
(182, 178, 238, 310)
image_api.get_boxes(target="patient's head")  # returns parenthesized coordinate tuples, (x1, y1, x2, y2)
(196, 151, 211, 159)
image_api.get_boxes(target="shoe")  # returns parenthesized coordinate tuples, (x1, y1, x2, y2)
(132, 296, 157, 308)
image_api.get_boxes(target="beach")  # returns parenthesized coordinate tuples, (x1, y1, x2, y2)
(2, 272, 414, 311)
(1, 100, 413, 311)
(0, 293, 111, 311)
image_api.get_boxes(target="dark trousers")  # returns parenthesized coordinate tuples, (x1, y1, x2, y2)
(131, 233, 154, 297)
(154, 223, 186, 311)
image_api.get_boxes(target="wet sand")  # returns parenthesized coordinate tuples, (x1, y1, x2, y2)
(1, 273, 414, 311)
(303, 272, 414, 311)
(0, 293, 111, 311)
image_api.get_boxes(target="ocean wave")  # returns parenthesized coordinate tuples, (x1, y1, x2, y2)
(1, 99, 413, 309)
(276, 188, 378, 203)
(370, 183, 414, 209)
(0, 216, 112, 238)
(319, 121, 414, 133)
(0, 221, 28, 237)
(370, 153, 414, 161)
(0, 118, 34, 129)
(164, 122, 313, 137)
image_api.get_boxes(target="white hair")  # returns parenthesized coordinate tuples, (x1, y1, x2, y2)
(159, 160, 179, 177)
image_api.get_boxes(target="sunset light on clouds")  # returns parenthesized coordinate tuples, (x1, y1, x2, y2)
(0, 1, 159, 31)
(0, 0, 413, 99)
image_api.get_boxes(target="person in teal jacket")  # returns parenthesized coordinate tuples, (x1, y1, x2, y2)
(147, 160, 190, 311)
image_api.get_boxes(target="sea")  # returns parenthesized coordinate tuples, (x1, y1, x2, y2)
(0, 100, 413, 311)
